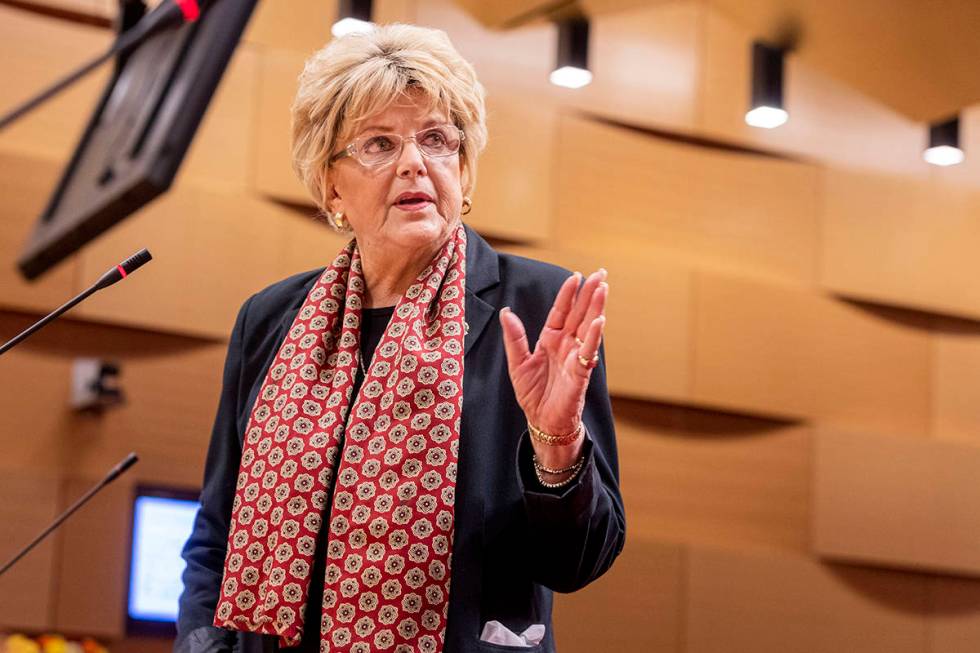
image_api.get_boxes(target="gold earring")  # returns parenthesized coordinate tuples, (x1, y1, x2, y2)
(331, 211, 349, 231)
(461, 197, 472, 215)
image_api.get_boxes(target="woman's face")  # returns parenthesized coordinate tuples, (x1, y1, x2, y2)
(327, 93, 465, 255)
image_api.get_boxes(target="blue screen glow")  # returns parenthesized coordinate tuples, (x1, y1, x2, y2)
(128, 495, 199, 622)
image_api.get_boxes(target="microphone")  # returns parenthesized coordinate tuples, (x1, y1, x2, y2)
(0, 453, 139, 579)
(0, 249, 153, 357)
(0, 0, 207, 132)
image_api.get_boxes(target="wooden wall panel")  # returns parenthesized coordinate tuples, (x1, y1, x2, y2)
(932, 324, 980, 444)
(614, 399, 810, 552)
(242, 0, 335, 53)
(177, 44, 259, 194)
(72, 189, 297, 339)
(0, 151, 78, 314)
(553, 538, 683, 653)
(466, 92, 554, 242)
(691, 272, 932, 434)
(0, 5, 111, 163)
(928, 576, 980, 653)
(814, 431, 980, 577)
(686, 546, 928, 653)
(251, 47, 309, 205)
(0, 470, 60, 631)
(554, 115, 821, 285)
(53, 477, 131, 637)
(820, 168, 980, 321)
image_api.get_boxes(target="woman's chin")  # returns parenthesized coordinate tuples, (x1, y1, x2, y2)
(387, 207, 454, 242)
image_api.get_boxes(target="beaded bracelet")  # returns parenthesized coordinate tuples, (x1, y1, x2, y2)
(532, 454, 585, 489)
(527, 421, 583, 446)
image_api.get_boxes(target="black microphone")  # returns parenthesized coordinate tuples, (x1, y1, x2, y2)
(0, 452, 139, 578)
(0, 0, 207, 132)
(0, 249, 152, 357)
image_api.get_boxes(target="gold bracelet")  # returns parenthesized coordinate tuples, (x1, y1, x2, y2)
(532, 454, 584, 475)
(527, 421, 583, 446)
(533, 456, 585, 489)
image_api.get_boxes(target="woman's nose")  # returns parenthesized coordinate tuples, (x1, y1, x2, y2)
(396, 138, 427, 178)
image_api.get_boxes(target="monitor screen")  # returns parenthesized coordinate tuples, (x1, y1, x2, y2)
(128, 490, 200, 625)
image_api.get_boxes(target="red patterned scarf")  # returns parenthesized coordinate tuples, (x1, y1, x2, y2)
(214, 225, 466, 653)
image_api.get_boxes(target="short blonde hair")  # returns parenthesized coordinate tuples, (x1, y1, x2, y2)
(290, 24, 487, 221)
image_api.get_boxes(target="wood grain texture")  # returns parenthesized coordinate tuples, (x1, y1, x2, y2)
(686, 546, 929, 653)
(814, 430, 980, 577)
(691, 271, 932, 434)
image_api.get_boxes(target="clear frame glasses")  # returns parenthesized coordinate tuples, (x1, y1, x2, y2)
(330, 124, 465, 168)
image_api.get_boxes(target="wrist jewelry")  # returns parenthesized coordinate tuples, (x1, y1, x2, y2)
(532, 455, 584, 475)
(532, 454, 585, 489)
(527, 421, 583, 446)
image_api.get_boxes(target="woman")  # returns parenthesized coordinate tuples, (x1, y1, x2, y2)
(177, 23, 624, 653)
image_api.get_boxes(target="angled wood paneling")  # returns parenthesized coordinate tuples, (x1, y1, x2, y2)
(554, 115, 821, 284)
(72, 188, 295, 339)
(814, 431, 980, 577)
(0, 5, 111, 163)
(692, 271, 932, 434)
(928, 576, 980, 653)
(0, 151, 78, 314)
(0, 470, 60, 631)
(687, 546, 928, 653)
(554, 538, 683, 653)
(615, 400, 811, 552)
(252, 47, 309, 205)
(821, 168, 980, 321)
(932, 323, 980, 444)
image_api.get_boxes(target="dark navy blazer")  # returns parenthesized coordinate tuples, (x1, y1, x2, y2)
(176, 224, 626, 653)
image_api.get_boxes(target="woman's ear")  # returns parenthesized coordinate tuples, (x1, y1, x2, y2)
(322, 170, 343, 215)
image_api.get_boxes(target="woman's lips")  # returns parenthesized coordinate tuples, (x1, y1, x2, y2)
(393, 199, 433, 212)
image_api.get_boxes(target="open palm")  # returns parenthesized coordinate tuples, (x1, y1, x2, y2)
(499, 269, 608, 436)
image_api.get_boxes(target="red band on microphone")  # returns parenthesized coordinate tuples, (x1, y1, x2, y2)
(175, 0, 200, 22)
(116, 265, 127, 279)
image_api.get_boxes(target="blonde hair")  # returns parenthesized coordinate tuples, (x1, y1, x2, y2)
(290, 24, 487, 225)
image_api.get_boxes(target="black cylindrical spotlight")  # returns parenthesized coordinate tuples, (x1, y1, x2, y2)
(924, 115, 964, 166)
(746, 41, 788, 129)
(550, 16, 592, 89)
(333, 0, 373, 37)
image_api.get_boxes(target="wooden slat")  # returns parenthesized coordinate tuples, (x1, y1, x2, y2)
(928, 576, 980, 653)
(691, 271, 932, 434)
(53, 476, 132, 637)
(820, 168, 980, 321)
(553, 114, 821, 284)
(72, 188, 296, 339)
(614, 399, 811, 552)
(554, 538, 683, 653)
(814, 430, 980, 577)
(0, 470, 60, 631)
(931, 321, 980, 443)
(0, 5, 111, 162)
(686, 546, 929, 653)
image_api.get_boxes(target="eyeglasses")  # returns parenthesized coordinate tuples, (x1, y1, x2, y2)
(330, 124, 465, 167)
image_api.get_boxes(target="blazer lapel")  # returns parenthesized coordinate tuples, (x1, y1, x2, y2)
(462, 223, 500, 357)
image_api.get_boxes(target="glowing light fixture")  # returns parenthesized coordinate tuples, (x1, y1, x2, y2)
(746, 41, 788, 129)
(924, 116, 965, 166)
(550, 16, 592, 89)
(332, 0, 374, 38)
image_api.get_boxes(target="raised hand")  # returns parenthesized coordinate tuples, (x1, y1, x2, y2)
(499, 269, 608, 462)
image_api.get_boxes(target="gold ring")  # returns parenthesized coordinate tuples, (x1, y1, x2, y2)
(577, 353, 599, 369)
(574, 336, 584, 346)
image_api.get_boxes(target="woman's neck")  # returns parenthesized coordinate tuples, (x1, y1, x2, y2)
(357, 237, 440, 308)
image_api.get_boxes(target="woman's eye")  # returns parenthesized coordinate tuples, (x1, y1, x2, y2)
(364, 136, 396, 153)
(421, 131, 446, 146)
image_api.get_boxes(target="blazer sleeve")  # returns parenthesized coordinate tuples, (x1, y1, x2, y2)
(175, 297, 253, 653)
(516, 341, 626, 593)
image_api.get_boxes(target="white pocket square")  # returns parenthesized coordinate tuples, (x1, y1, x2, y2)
(479, 620, 546, 647)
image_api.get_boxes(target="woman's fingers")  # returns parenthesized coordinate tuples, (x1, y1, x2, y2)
(566, 269, 606, 338)
(499, 307, 531, 378)
(575, 315, 605, 375)
(544, 272, 580, 332)
(575, 281, 608, 343)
